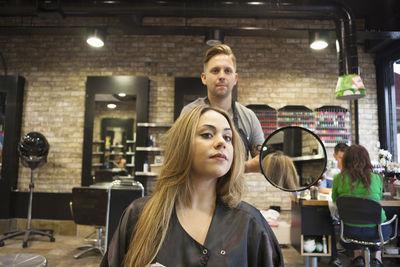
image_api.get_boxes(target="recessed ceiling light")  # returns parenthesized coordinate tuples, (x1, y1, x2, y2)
(309, 31, 329, 50)
(247, 1, 265, 5)
(118, 93, 126, 97)
(107, 103, 117, 109)
(86, 28, 105, 48)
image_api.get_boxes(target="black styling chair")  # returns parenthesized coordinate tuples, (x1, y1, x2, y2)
(70, 187, 108, 259)
(0, 132, 55, 248)
(94, 169, 114, 184)
(337, 196, 398, 266)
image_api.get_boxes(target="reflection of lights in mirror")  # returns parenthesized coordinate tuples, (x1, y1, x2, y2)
(259, 126, 327, 192)
(107, 103, 117, 109)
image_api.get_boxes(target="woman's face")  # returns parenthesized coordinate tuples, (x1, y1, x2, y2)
(190, 110, 234, 180)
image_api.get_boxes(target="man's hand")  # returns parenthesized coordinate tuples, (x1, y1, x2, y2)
(245, 154, 261, 173)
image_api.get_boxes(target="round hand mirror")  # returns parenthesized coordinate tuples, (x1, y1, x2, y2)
(259, 126, 327, 192)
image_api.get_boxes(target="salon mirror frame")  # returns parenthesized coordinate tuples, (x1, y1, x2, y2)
(259, 126, 327, 192)
(0, 75, 25, 219)
(82, 76, 149, 186)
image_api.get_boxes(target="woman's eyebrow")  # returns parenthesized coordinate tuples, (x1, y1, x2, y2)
(199, 124, 232, 132)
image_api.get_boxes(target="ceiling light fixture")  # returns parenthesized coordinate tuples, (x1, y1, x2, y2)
(118, 93, 126, 97)
(107, 103, 117, 109)
(86, 28, 105, 48)
(309, 31, 329, 50)
(335, 74, 366, 100)
(205, 28, 224, 46)
(247, 1, 265, 5)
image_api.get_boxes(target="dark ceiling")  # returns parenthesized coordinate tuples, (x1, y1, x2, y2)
(1, 0, 400, 53)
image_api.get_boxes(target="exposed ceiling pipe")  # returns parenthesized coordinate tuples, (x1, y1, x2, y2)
(117, 1, 359, 76)
(0, 1, 359, 76)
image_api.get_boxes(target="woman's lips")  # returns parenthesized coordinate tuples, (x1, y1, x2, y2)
(210, 153, 227, 160)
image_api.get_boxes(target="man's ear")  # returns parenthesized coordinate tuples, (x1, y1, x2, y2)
(201, 72, 207, 85)
(234, 73, 238, 85)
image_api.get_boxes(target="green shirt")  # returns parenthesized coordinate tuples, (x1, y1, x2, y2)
(332, 172, 386, 227)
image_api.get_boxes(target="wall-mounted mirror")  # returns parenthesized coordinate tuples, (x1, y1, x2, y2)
(82, 76, 149, 186)
(259, 126, 327, 192)
(0, 75, 24, 219)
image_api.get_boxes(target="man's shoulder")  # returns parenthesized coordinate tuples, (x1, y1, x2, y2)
(180, 97, 207, 115)
(234, 102, 258, 118)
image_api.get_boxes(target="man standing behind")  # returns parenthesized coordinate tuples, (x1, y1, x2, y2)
(181, 44, 264, 172)
(333, 143, 348, 171)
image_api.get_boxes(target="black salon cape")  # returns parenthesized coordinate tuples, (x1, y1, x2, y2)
(101, 197, 283, 267)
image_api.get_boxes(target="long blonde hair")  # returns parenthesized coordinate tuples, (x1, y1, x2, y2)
(262, 151, 299, 190)
(123, 106, 245, 266)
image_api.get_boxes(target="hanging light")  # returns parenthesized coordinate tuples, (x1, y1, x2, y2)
(86, 28, 105, 48)
(335, 74, 366, 100)
(309, 31, 329, 50)
(205, 28, 224, 46)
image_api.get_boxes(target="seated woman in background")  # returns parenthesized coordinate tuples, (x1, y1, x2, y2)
(101, 105, 283, 267)
(113, 156, 127, 169)
(113, 156, 129, 176)
(262, 151, 299, 190)
(332, 144, 390, 267)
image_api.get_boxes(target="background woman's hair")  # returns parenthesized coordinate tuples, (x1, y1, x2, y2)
(123, 105, 245, 267)
(341, 144, 373, 192)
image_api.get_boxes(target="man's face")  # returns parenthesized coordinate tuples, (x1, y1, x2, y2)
(333, 151, 345, 170)
(201, 54, 238, 99)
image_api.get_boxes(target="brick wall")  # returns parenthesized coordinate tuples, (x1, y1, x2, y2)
(0, 17, 379, 211)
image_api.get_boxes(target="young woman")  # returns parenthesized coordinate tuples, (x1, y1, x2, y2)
(101, 106, 282, 267)
(332, 144, 390, 267)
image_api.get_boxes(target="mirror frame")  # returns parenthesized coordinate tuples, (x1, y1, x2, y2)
(0, 75, 25, 219)
(82, 76, 149, 186)
(259, 126, 327, 192)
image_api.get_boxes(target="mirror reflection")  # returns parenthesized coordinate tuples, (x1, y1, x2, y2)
(92, 94, 136, 183)
(260, 126, 327, 191)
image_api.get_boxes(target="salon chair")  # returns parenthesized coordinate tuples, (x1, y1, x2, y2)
(94, 169, 114, 183)
(70, 187, 108, 259)
(336, 196, 398, 266)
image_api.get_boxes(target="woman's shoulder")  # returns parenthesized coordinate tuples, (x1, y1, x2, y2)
(371, 172, 382, 179)
(234, 201, 268, 226)
(370, 172, 383, 184)
(333, 172, 344, 179)
(124, 196, 151, 218)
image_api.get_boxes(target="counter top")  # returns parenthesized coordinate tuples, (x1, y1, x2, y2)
(291, 194, 400, 207)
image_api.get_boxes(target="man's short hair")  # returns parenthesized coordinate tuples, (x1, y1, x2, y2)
(334, 143, 348, 154)
(203, 44, 237, 71)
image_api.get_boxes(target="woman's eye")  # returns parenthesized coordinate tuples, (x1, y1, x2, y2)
(200, 133, 213, 139)
(224, 135, 232, 142)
